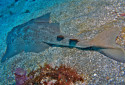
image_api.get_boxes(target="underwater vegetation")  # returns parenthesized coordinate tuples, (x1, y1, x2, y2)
(14, 64, 84, 85)
(14, 68, 28, 85)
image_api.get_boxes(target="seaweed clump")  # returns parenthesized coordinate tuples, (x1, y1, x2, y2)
(14, 64, 84, 85)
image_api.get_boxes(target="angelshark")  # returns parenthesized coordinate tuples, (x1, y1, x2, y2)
(1, 13, 125, 63)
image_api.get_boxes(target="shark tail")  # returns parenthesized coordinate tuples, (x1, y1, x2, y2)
(88, 24, 125, 63)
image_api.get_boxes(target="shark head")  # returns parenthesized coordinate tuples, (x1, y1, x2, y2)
(1, 13, 59, 63)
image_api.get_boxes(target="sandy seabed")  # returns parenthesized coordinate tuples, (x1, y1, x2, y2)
(0, 0, 125, 85)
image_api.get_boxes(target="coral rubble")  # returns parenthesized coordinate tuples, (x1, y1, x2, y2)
(14, 64, 84, 85)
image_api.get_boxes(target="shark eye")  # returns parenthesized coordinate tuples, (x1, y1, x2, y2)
(57, 35, 64, 41)
(69, 39, 79, 46)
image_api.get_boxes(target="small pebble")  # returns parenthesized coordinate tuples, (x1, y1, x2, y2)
(93, 73, 97, 77)
(25, 10, 30, 13)
(108, 78, 114, 83)
(120, 71, 124, 76)
(106, 76, 110, 80)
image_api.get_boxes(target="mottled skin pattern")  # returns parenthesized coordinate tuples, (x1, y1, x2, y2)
(1, 13, 60, 62)
(1, 13, 125, 63)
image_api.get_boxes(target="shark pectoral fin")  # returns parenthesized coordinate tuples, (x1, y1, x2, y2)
(34, 13, 50, 23)
(1, 47, 24, 63)
(1, 37, 25, 63)
(1, 53, 10, 63)
(99, 48, 125, 63)
(1, 51, 18, 63)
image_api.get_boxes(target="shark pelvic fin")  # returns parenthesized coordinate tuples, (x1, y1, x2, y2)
(99, 47, 125, 63)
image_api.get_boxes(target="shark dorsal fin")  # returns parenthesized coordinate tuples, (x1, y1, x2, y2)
(89, 26, 121, 48)
(88, 22, 125, 62)
(34, 13, 50, 23)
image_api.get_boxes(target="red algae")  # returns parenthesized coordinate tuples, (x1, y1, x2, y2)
(120, 13, 125, 16)
(14, 64, 84, 85)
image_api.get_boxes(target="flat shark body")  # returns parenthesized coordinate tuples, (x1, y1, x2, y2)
(1, 13, 125, 63)
(1, 13, 62, 62)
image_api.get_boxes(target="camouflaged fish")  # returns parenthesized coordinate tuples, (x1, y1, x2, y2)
(1, 13, 125, 63)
